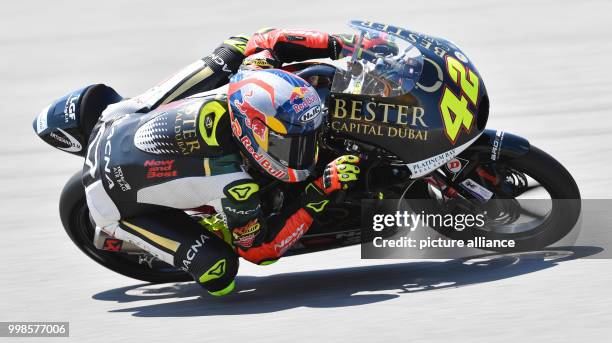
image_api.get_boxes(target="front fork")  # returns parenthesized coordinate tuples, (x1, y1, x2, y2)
(422, 129, 532, 203)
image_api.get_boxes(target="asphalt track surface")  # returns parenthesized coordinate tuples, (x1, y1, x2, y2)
(2, 0, 612, 342)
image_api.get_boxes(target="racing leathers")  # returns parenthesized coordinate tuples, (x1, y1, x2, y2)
(83, 29, 356, 296)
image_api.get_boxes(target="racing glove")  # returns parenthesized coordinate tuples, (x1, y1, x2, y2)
(300, 155, 361, 216)
(332, 33, 399, 59)
(245, 28, 344, 63)
(241, 49, 282, 70)
(315, 155, 361, 194)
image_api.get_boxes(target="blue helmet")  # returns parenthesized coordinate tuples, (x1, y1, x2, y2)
(228, 69, 323, 182)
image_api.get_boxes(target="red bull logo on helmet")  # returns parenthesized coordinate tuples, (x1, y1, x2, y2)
(233, 90, 267, 121)
(232, 90, 271, 143)
(289, 86, 309, 103)
(250, 118, 268, 142)
(289, 86, 319, 113)
(239, 135, 286, 179)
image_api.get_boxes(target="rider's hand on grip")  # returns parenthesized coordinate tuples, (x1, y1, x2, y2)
(241, 49, 281, 70)
(315, 155, 361, 195)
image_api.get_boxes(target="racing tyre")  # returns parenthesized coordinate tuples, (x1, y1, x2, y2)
(59, 171, 192, 283)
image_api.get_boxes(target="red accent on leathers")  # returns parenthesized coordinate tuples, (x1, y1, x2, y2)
(237, 208, 313, 264)
(313, 170, 340, 195)
(245, 29, 330, 56)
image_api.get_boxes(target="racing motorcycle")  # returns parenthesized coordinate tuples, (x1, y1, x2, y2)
(43, 21, 581, 283)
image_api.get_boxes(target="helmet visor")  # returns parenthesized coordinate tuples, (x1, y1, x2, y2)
(267, 130, 318, 170)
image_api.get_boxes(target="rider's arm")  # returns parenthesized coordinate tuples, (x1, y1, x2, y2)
(142, 28, 342, 111)
(244, 28, 343, 64)
(126, 29, 345, 113)
(218, 178, 312, 265)
(130, 36, 249, 111)
(222, 156, 360, 265)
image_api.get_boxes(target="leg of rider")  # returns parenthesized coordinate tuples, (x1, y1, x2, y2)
(113, 208, 239, 296)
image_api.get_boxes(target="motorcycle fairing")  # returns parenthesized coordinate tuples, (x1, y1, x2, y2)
(328, 21, 489, 176)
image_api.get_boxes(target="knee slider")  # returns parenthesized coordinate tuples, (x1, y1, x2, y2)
(179, 232, 239, 295)
(198, 256, 239, 296)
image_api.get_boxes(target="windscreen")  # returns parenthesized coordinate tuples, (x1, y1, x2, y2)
(331, 22, 424, 97)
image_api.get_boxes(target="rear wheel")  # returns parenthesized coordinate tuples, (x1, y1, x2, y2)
(59, 171, 191, 283)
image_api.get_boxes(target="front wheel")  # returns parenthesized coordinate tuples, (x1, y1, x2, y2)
(410, 145, 581, 252)
(59, 171, 191, 283)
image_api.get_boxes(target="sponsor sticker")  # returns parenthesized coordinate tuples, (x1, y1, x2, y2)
(181, 233, 210, 272)
(112, 166, 131, 191)
(51, 128, 82, 153)
(460, 178, 494, 200)
(330, 97, 429, 141)
(36, 104, 50, 134)
(174, 106, 201, 155)
(102, 238, 123, 252)
(232, 220, 261, 248)
(63, 93, 79, 123)
(445, 157, 469, 181)
(290, 86, 318, 113)
(144, 159, 177, 179)
(239, 136, 286, 179)
(299, 105, 321, 123)
(274, 223, 306, 255)
(491, 130, 504, 161)
(407, 149, 456, 177)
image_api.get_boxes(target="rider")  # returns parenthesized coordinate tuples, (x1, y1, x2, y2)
(34, 28, 383, 296)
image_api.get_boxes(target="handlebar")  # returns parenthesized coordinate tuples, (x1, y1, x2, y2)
(294, 64, 337, 83)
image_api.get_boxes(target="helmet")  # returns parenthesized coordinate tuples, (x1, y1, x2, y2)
(227, 69, 323, 182)
(33, 84, 122, 156)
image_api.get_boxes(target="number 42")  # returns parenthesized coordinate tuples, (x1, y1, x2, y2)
(439, 56, 480, 144)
